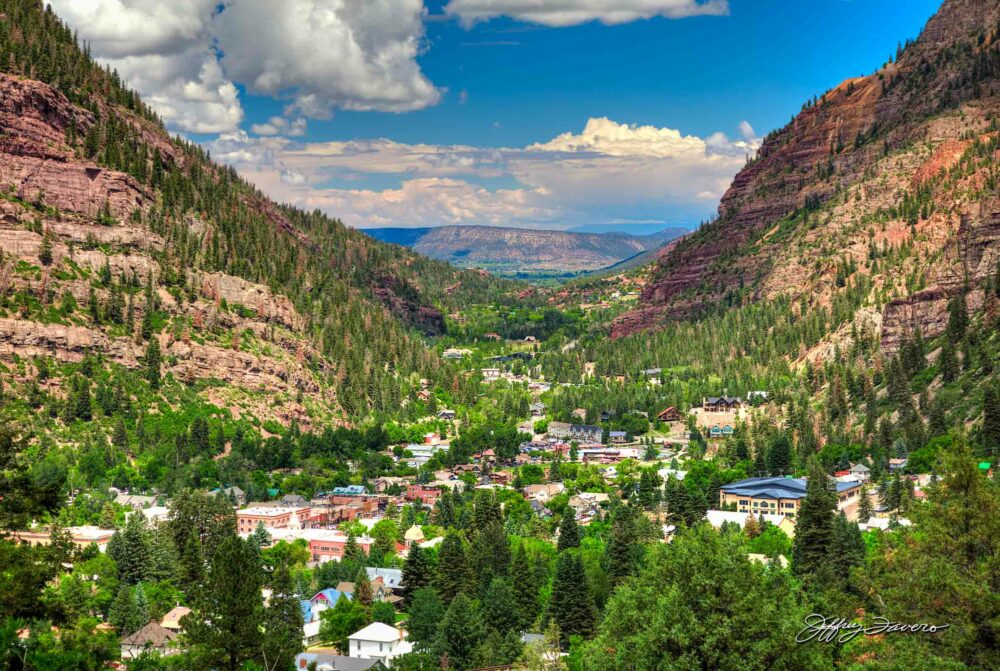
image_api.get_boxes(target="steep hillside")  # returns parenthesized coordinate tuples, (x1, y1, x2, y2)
(613, 0, 1000, 354)
(0, 0, 524, 421)
(364, 224, 686, 278)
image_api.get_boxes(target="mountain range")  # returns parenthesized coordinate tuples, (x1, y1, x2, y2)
(362, 225, 688, 279)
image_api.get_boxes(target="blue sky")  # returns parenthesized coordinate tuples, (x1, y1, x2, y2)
(53, 0, 941, 231)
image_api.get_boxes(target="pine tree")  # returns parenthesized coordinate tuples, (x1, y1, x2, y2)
(38, 231, 53, 266)
(109, 584, 145, 635)
(766, 435, 793, 476)
(829, 512, 865, 583)
(407, 587, 444, 652)
(435, 530, 472, 604)
(556, 506, 580, 551)
(982, 385, 1000, 458)
(510, 544, 538, 630)
(108, 511, 150, 585)
(605, 506, 640, 585)
(355, 567, 373, 607)
(792, 460, 837, 579)
(481, 576, 518, 637)
(940, 338, 958, 383)
(857, 484, 873, 523)
(438, 593, 483, 671)
(251, 521, 272, 549)
(184, 535, 265, 671)
(261, 562, 304, 671)
(144, 337, 161, 390)
(402, 543, 433, 606)
(550, 550, 597, 648)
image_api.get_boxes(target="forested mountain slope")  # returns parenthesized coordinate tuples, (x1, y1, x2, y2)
(0, 0, 524, 422)
(613, 0, 1000, 349)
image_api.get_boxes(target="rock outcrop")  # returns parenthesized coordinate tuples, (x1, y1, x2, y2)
(612, 0, 1000, 343)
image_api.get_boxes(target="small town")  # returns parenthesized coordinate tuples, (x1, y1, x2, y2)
(1, 1, 998, 670)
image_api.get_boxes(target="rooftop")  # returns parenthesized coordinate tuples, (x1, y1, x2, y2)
(349, 621, 405, 643)
(720, 476, 858, 500)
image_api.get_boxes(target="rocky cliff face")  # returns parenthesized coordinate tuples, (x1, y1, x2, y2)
(0, 73, 341, 428)
(613, 0, 1000, 348)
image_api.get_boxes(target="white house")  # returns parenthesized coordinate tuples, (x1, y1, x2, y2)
(348, 622, 413, 667)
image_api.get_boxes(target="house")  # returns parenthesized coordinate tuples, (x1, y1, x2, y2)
(347, 622, 413, 667)
(706, 509, 797, 538)
(599, 410, 616, 423)
(641, 368, 662, 377)
(571, 408, 588, 421)
(405, 484, 441, 506)
(114, 493, 157, 510)
(436, 409, 456, 420)
(569, 424, 602, 443)
(366, 567, 404, 591)
(416, 389, 432, 402)
(523, 482, 565, 502)
(481, 368, 502, 381)
(657, 407, 682, 423)
(888, 458, 908, 473)
(529, 402, 546, 418)
(309, 589, 351, 620)
(609, 430, 628, 445)
(281, 494, 309, 507)
(442, 348, 470, 360)
(295, 653, 386, 671)
(159, 606, 191, 631)
(210, 486, 246, 506)
(703, 396, 742, 413)
(483, 332, 502, 341)
(706, 424, 735, 439)
(719, 477, 862, 520)
(336, 578, 395, 603)
(848, 463, 871, 482)
(546, 421, 572, 439)
(120, 621, 178, 659)
(140, 506, 171, 526)
(858, 517, 913, 532)
(657, 468, 687, 481)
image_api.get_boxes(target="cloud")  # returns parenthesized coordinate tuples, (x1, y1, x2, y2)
(445, 0, 729, 27)
(205, 117, 759, 229)
(212, 0, 440, 117)
(251, 117, 308, 137)
(49, 0, 243, 133)
(50, 0, 441, 132)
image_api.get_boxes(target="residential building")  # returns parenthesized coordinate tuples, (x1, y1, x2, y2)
(114, 493, 157, 510)
(657, 407, 682, 422)
(529, 402, 546, 417)
(405, 484, 441, 506)
(523, 482, 565, 502)
(849, 463, 871, 482)
(348, 622, 413, 667)
(210, 486, 246, 506)
(160, 606, 191, 632)
(719, 476, 862, 520)
(295, 653, 386, 671)
(366, 567, 404, 592)
(889, 458, 908, 473)
(120, 621, 178, 659)
(703, 396, 742, 412)
(609, 430, 628, 444)
(436, 409, 456, 420)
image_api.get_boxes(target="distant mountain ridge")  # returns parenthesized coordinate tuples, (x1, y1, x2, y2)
(362, 225, 688, 278)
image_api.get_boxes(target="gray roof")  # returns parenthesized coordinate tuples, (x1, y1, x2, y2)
(121, 621, 177, 648)
(366, 567, 403, 589)
(720, 476, 858, 500)
(295, 653, 385, 671)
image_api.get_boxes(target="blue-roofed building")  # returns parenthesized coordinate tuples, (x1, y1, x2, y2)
(330, 485, 368, 496)
(719, 476, 862, 519)
(300, 599, 314, 623)
(366, 567, 403, 591)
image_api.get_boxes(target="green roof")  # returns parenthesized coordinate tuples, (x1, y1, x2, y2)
(978, 462, 992, 470)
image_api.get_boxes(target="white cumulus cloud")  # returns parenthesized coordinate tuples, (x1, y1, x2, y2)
(49, 0, 441, 133)
(445, 0, 729, 27)
(213, 0, 440, 117)
(203, 117, 759, 230)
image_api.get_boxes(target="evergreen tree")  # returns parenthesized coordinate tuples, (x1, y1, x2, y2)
(354, 567, 373, 607)
(939, 338, 958, 383)
(251, 521, 271, 549)
(407, 587, 444, 652)
(402, 543, 433, 606)
(318, 594, 369, 653)
(828, 512, 865, 584)
(550, 551, 597, 648)
(261, 562, 303, 671)
(556, 506, 580, 551)
(437, 593, 483, 671)
(766, 435, 793, 476)
(108, 512, 150, 585)
(510, 544, 539, 630)
(792, 460, 837, 579)
(109, 584, 145, 635)
(434, 530, 472, 604)
(184, 535, 265, 671)
(481, 576, 518, 637)
(605, 506, 640, 585)
(144, 337, 161, 390)
(857, 484, 873, 523)
(982, 385, 1000, 458)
